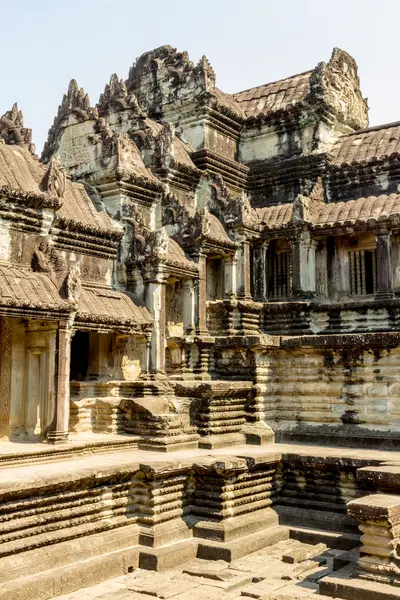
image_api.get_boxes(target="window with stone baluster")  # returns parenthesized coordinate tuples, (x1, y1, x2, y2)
(266, 244, 291, 300)
(349, 248, 377, 296)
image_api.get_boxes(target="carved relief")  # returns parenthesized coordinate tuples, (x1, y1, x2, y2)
(64, 263, 81, 302)
(32, 241, 66, 283)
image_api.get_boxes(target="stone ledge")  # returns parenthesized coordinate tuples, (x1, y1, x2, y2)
(320, 564, 400, 600)
(347, 493, 400, 522)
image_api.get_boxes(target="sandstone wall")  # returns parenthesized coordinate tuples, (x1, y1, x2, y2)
(257, 346, 400, 445)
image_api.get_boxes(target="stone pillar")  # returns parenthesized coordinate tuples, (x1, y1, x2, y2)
(237, 239, 252, 299)
(223, 254, 237, 299)
(191, 457, 279, 537)
(0, 317, 13, 438)
(130, 465, 192, 547)
(196, 252, 208, 335)
(182, 278, 195, 334)
(291, 229, 316, 299)
(146, 274, 167, 374)
(244, 345, 276, 445)
(253, 242, 268, 301)
(145, 336, 151, 374)
(375, 228, 394, 300)
(47, 322, 73, 444)
(347, 494, 400, 582)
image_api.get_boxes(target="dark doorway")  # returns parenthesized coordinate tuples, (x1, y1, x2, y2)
(70, 331, 89, 381)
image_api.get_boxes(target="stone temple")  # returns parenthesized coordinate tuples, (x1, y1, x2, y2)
(1, 45, 400, 599)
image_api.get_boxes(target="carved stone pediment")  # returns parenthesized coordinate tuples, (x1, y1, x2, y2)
(310, 48, 369, 130)
(40, 158, 66, 198)
(42, 80, 98, 163)
(126, 45, 216, 116)
(32, 241, 81, 303)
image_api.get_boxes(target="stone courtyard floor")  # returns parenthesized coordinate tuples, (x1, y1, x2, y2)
(52, 538, 347, 600)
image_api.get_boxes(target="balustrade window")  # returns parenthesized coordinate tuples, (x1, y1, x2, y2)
(206, 258, 224, 301)
(349, 248, 377, 296)
(267, 249, 291, 299)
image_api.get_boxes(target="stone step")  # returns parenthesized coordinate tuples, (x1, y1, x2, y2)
(287, 525, 360, 551)
(0, 542, 140, 600)
(197, 525, 290, 562)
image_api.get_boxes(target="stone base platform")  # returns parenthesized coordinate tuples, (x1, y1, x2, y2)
(1, 442, 400, 600)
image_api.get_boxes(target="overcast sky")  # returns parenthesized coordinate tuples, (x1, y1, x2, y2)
(0, 0, 398, 153)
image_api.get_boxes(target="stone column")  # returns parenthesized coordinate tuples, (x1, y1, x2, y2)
(182, 278, 195, 334)
(47, 322, 73, 444)
(145, 274, 167, 374)
(291, 229, 316, 299)
(223, 254, 237, 299)
(237, 239, 252, 299)
(347, 494, 400, 582)
(196, 252, 208, 335)
(243, 343, 277, 445)
(253, 242, 268, 301)
(375, 228, 394, 300)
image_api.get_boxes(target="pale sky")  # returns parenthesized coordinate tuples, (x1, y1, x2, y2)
(0, 0, 398, 153)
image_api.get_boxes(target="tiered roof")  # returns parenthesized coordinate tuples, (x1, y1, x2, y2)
(234, 71, 312, 118)
(333, 122, 400, 165)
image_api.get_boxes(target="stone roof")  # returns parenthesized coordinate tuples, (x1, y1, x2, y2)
(0, 143, 48, 199)
(56, 179, 119, 234)
(233, 71, 312, 118)
(167, 238, 197, 273)
(255, 204, 293, 230)
(78, 287, 152, 329)
(333, 122, 400, 165)
(0, 265, 68, 311)
(314, 193, 400, 228)
(206, 213, 236, 248)
(211, 88, 246, 120)
(256, 194, 400, 232)
(0, 141, 118, 235)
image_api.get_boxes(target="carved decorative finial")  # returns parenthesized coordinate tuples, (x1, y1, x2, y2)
(0, 103, 35, 153)
(41, 80, 98, 162)
(40, 157, 66, 198)
(61, 79, 93, 118)
(97, 73, 146, 117)
(197, 55, 216, 90)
